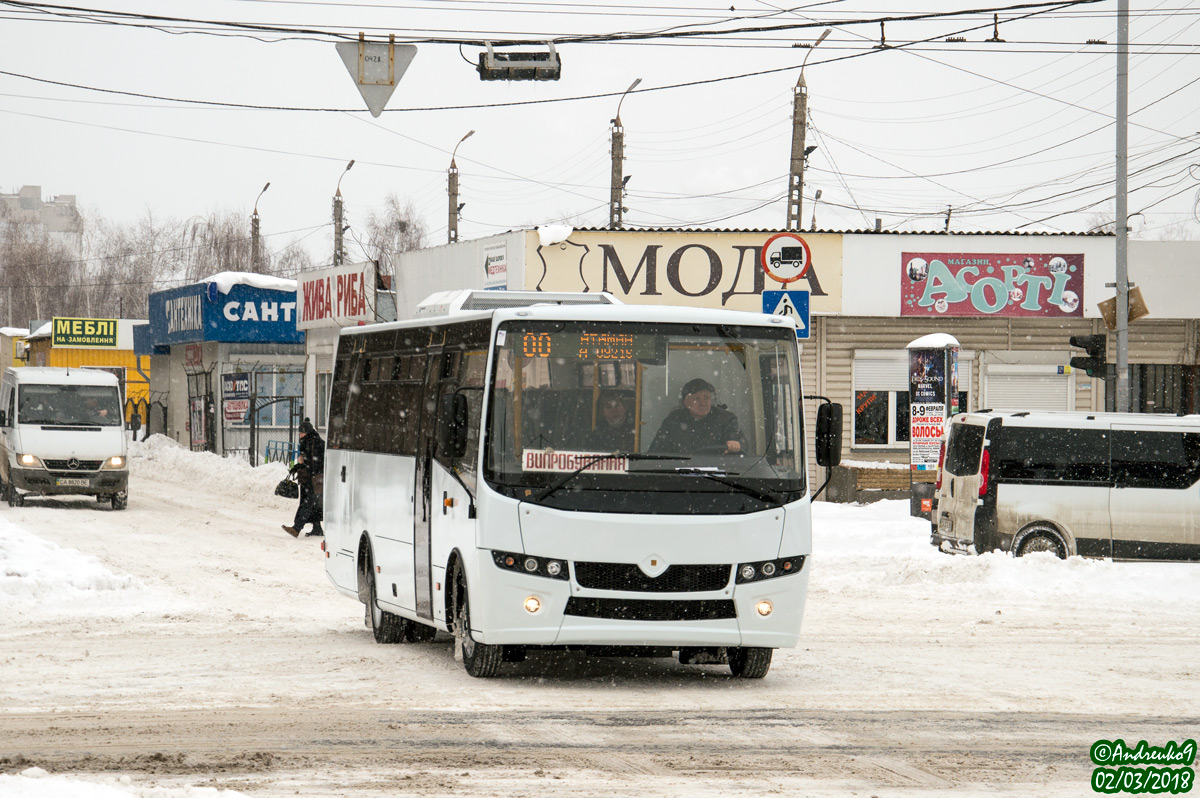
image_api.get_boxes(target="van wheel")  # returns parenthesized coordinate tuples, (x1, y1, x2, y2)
(453, 564, 502, 678)
(364, 549, 410, 644)
(7, 486, 23, 508)
(110, 491, 128, 510)
(1018, 530, 1066, 559)
(728, 647, 773, 678)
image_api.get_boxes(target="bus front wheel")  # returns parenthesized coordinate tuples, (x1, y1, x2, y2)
(728, 647, 772, 679)
(365, 552, 410, 644)
(454, 566, 502, 678)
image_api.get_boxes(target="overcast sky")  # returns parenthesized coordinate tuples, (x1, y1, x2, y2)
(3, 0, 1198, 271)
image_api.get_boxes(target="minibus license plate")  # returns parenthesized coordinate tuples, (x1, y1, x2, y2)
(938, 516, 953, 534)
(55, 477, 89, 487)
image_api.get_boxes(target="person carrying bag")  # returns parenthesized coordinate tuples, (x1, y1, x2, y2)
(282, 419, 325, 538)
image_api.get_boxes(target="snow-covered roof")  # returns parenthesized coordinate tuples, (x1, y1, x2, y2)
(28, 322, 51, 339)
(907, 333, 960, 349)
(0, 327, 29, 338)
(202, 271, 297, 294)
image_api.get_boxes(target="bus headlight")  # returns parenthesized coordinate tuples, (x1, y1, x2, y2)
(736, 556, 805, 584)
(103, 455, 125, 469)
(492, 550, 570, 581)
(523, 596, 542, 613)
(18, 453, 41, 468)
(756, 600, 774, 617)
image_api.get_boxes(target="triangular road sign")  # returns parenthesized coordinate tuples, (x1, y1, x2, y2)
(336, 37, 417, 118)
(771, 294, 805, 330)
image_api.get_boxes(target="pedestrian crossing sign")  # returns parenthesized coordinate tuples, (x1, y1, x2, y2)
(762, 290, 810, 340)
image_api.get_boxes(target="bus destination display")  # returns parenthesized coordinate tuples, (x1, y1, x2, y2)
(521, 331, 649, 361)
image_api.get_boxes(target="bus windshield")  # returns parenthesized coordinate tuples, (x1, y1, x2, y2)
(484, 320, 805, 513)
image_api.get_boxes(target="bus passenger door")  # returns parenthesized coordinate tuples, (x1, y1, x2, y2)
(413, 352, 442, 620)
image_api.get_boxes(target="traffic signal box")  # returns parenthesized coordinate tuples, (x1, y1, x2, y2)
(1069, 333, 1108, 378)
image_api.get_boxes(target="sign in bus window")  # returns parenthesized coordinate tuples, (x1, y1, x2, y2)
(520, 331, 650, 361)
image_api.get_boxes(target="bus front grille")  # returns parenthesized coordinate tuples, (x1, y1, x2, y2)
(572, 562, 731, 593)
(564, 597, 736, 622)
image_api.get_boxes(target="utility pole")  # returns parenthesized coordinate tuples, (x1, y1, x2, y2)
(609, 78, 640, 230)
(786, 29, 830, 232)
(448, 130, 474, 244)
(1114, 0, 1131, 411)
(251, 182, 269, 271)
(333, 160, 354, 267)
(332, 191, 345, 266)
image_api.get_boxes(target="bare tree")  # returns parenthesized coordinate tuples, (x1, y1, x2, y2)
(358, 194, 428, 286)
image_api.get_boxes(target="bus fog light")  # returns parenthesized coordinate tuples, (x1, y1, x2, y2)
(740, 564, 756, 581)
(523, 596, 542, 613)
(755, 600, 774, 617)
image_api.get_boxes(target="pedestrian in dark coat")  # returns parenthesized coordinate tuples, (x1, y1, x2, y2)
(283, 419, 325, 538)
(650, 378, 745, 455)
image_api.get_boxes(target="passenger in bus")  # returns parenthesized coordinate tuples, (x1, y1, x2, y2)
(586, 389, 635, 452)
(283, 419, 325, 538)
(649, 378, 745, 455)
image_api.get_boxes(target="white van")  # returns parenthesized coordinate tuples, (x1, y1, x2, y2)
(0, 367, 129, 509)
(932, 410, 1200, 561)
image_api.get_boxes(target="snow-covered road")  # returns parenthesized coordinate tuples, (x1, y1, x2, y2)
(1, 437, 1196, 797)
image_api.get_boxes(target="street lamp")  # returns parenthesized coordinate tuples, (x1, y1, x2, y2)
(610, 78, 641, 229)
(449, 130, 476, 243)
(787, 28, 831, 231)
(334, 160, 354, 266)
(251, 181, 270, 270)
(810, 188, 822, 232)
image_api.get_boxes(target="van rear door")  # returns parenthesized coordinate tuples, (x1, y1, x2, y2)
(932, 418, 987, 552)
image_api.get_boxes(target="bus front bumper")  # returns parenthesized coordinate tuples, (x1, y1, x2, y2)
(9, 467, 128, 496)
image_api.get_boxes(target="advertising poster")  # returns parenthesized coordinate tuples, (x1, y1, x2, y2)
(484, 242, 508, 290)
(189, 398, 207, 448)
(222, 372, 250, 423)
(908, 346, 958, 472)
(901, 253, 1084, 318)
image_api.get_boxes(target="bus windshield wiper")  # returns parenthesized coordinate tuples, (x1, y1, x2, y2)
(532, 452, 686, 502)
(675, 468, 786, 506)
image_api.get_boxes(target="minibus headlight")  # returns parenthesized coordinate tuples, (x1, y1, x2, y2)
(17, 453, 41, 468)
(736, 556, 805, 584)
(492, 550, 570, 581)
(103, 455, 125, 469)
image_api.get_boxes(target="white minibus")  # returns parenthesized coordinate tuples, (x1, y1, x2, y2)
(322, 291, 841, 677)
(933, 410, 1200, 561)
(0, 367, 129, 509)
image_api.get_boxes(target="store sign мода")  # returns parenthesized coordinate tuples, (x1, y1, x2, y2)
(901, 253, 1084, 318)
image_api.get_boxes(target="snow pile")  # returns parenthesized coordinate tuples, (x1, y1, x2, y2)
(0, 769, 249, 798)
(537, 224, 573, 247)
(0, 518, 137, 605)
(202, 271, 296, 294)
(812, 499, 1200, 606)
(130, 435, 290, 503)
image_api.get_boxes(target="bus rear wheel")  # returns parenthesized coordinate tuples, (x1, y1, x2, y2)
(728, 647, 772, 679)
(454, 566, 502, 678)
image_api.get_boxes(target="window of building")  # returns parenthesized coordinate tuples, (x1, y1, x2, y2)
(316, 371, 332, 430)
(853, 350, 971, 449)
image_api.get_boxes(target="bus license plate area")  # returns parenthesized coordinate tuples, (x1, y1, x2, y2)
(938, 515, 953, 534)
(55, 477, 90, 487)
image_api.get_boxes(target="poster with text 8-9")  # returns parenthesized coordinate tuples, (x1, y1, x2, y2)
(910, 402, 946, 471)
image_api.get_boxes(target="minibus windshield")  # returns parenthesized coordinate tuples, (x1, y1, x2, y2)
(483, 320, 805, 511)
(19, 384, 123, 427)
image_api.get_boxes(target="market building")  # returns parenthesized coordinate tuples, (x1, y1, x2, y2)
(21, 317, 150, 420)
(395, 228, 1199, 499)
(146, 273, 304, 461)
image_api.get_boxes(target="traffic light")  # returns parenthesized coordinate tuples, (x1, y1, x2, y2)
(1069, 333, 1107, 378)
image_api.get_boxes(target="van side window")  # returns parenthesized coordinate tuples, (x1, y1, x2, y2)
(993, 427, 1111, 484)
(4, 388, 13, 426)
(944, 423, 985, 475)
(1111, 430, 1200, 489)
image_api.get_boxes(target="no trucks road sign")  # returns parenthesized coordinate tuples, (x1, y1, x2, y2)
(763, 290, 810, 340)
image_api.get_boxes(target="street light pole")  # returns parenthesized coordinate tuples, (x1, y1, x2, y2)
(448, 130, 475, 244)
(609, 78, 641, 229)
(333, 160, 354, 266)
(251, 182, 270, 271)
(786, 28, 830, 231)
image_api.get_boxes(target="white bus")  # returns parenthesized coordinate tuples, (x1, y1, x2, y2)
(322, 290, 841, 678)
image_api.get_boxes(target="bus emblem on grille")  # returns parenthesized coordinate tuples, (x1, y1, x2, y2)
(68, 458, 80, 470)
(639, 555, 668, 578)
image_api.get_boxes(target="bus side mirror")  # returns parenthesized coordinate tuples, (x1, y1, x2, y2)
(437, 393, 469, 459)
(815, 403, 843, 467)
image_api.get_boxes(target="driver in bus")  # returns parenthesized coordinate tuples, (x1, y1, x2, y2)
(649, 378, 745, 455)
(586, 389, 635, 452)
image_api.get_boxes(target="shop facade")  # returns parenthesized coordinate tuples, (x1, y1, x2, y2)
(147, 275, 304, 461)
